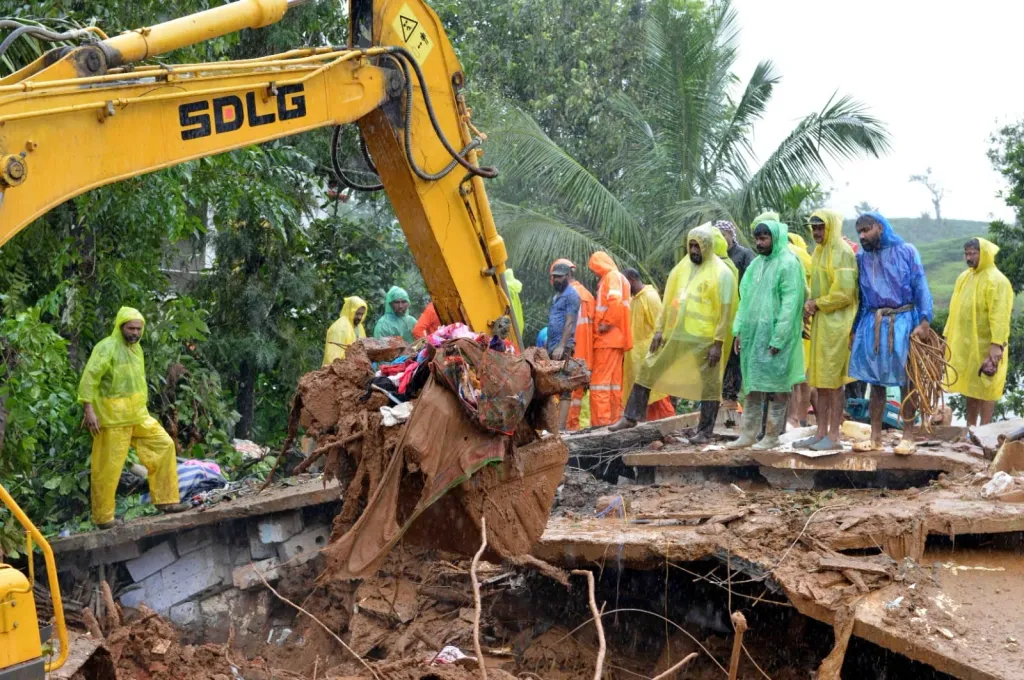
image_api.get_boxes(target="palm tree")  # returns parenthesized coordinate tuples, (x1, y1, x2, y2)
(489, 0, 890, 283)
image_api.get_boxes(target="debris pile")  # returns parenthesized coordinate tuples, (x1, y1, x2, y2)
(289, 335, 587, 578)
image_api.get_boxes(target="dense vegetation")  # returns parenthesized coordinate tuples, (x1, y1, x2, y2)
(0, 0, 1019, 551)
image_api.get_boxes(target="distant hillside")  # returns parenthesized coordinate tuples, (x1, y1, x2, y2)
(841, 217, 989, 245)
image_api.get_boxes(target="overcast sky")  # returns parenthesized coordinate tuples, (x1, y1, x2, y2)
(730, 0, 1023, 222)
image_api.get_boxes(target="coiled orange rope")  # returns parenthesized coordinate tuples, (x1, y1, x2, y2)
(902, 327, 957, 432)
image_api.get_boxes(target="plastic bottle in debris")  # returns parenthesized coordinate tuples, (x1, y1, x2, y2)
(982, 471, 1015, 499)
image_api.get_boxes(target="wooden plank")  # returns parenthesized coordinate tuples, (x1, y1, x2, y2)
(51, 478, 342, 554)
(817, 554, 892, 576)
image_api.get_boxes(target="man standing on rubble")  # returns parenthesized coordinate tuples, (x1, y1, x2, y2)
(613, 226, 736, 441)
(323, 296, 368, 365)
(796, 210, 858, 451)
(79, 307, 186, 529)
(547, 261, 581, 429)
(551, 259, 595, 430)
(727, 220, 806, 451)
(944, 237, 1013, 426)
(588, 252, 633, 427)
(848, 212, 933, 454)
(715, 220, 755, 412)
(621, 268, 675, 422)
(373, 286, 418, 343)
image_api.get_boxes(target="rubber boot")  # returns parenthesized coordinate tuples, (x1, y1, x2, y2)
(753, 399, 788, 450)
(727, 393, 764, 449)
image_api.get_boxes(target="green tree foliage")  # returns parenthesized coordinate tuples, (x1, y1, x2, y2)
(489, 0, 890, 289)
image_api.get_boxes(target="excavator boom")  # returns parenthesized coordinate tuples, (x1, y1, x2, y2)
(0, 0, 524, 674)
(0, 0, 515, 338)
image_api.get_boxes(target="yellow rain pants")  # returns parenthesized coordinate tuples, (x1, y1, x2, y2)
(91, 416, 179, 525)
(945, 237, 1015, 401)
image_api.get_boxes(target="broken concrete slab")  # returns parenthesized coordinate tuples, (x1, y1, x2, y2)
(125, 540, 176, 582)
(257, 511, 303, 544)
(51, 477, 342, 555)
(233, 557, 281, 589)
(971, 418, 1024, 454)
(89, 540, 141, 566)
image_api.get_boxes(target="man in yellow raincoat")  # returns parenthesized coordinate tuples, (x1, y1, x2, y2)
(323, 296, 368, 365)
(945, 238, 1014, 426)
(78, 307, 184, 528)
(504, 269, 526, 340)
(611, 226, 737, 443)
(622, 268, 675, 421)
(797, 210, 858, 451)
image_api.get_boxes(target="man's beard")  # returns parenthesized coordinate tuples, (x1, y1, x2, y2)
(860, 237, 880, 251)
(689, 252, 703, 265)
(553, 281, 568, 293)
(755, 244, 772, 255)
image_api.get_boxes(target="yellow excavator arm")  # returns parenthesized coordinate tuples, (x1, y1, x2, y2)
(0, 0, 516, 340)
(0, 0, 518, 674)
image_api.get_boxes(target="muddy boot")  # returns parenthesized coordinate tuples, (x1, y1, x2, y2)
(727, 393, 763, 449)
(689, 401, 720, 445)
(752, 399, 788, 451)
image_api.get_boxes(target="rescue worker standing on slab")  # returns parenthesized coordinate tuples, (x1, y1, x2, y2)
(727, 220, 806, 451)
(588, 252, 633, 426)
(944, 238, 1014, 426)
(551, 259, 595, 430)
(78, 307, 185, 529)
(323, 296, 368, 365)
(613, 225, 737, 442)
(621, 268, 675, 422)
(797, 210, 858, 451)
(373, 286, 418, 342)
(546, 261, 581, 429)
(848, 212, 933, 455)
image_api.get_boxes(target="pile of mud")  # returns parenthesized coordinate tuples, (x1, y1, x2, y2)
(290, 340, 583, 579)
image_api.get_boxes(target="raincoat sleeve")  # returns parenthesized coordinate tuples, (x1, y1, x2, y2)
(655, 270, 681, 334)
(988, 275, 1014, 346)
(413, 303, 440, 339)
(732, 267, 754, 337)
(771, 260, 804, 351)
(715, 266, 737, 343)
(909, 246, 934, 323)
(78, 342, 111, 405)
(815, 249, 858, 313)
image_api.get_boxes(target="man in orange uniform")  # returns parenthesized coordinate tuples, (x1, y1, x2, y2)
(413, 301, 441, 339)
(588, 252, 632, 426)
(551, 259, 595, 430)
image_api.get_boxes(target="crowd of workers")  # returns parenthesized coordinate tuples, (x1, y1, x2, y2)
(73, 212, 1013, 527)
(540, 211, 1014, 456)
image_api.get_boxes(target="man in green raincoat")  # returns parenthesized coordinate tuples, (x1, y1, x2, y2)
(727, 220, 806, 450)
(78, 307, 185, 528)
(373, 286, 417, 342)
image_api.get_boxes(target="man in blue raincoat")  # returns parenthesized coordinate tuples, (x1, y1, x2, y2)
(848, 212, 933, 454)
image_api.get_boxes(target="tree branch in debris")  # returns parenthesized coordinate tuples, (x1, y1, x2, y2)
(471, 517, 488, 680)
(571, 570, 606, 680)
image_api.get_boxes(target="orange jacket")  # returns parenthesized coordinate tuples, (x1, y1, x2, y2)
(571, 280, 595, 367)
(589, 252, 632, 350)
(413, 302, 441, 339)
